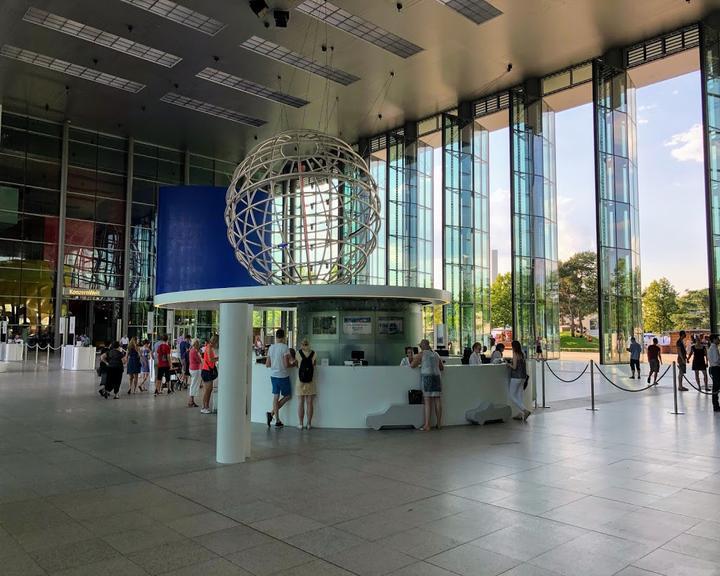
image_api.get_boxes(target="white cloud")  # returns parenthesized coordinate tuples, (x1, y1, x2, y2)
(665, 123, 704, 163)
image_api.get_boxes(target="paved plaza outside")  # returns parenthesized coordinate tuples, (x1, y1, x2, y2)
(0, 359, 719, 576)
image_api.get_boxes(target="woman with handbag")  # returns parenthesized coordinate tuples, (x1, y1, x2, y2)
(99, 341, 126, 399)
(188, 338, 202, 408)
(509, 340, 531, 422)
(200, 336, 219, 414)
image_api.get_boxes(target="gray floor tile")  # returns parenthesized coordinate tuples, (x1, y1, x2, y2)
(165, 511, 238, 538)
(30, 537, 119, 573)
(250, 513, 324, 539)
(388, 561, 461, 576)
(378, 527, 464, 560)
(50, 556, 148, 576)
(325, 542, 416, 576)
(633, 548, 720, 575)
(103, 525, 186, 554)
(226, 540, 315, 576)
(127, 539, 217, 575)
(195, 525, 274, 556)
(427, 543, 520, 576)
(161, 557, 254, 576)
(272, 558, 357, 575)
(2, 551, 47, 576)
(286, 526, 366, 557)
(663, 533, 720, 565)
(529, 532, 655, 576)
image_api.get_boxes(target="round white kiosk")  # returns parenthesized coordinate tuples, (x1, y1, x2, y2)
(154, 131, 531, 464)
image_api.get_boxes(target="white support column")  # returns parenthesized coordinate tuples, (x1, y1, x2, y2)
(217, 302, 252, 464)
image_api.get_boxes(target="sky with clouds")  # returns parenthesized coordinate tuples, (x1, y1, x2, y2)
(488, 70, 707, 294)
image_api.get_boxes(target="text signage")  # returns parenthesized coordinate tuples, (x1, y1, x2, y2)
(63, 288, 125, 299)
(343, 316, 372, 336)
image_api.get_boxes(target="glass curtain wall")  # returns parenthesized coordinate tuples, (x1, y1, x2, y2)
(593, 55, 642, 364)
(128, 143, 184, 338)
(442, 112, 491, 350)
(510, 83, 560, 359)
(701, 16, 720, 332)
(355, 144, 387, 285)
(0, 112, 61, 340)
(387, 128, 433, 288)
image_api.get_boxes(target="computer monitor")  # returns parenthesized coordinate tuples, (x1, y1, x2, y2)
(351, 350, 365, 361)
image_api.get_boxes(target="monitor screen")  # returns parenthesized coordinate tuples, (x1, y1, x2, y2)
(351, 350, 365, 360)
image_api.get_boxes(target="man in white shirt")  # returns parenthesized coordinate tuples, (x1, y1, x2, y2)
(708, 333, 720, 413)
(265, 329, 295, 427)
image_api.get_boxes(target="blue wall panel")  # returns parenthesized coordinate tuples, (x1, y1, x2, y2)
(156, 186, 260, 294)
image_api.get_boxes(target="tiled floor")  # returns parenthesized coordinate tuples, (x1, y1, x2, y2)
(0, 361, 719, 576)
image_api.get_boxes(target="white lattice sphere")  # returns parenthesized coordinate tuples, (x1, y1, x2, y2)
(225, 129, 380, 285)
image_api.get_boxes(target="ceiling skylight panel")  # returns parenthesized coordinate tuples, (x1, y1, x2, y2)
(119, 0, 225, 36)
(159, 92, 266, 127)
(295, 0, 422, 58)
(436, 0, 501, 25)
(196, 67, 309, 108)
(23, 7, 182, 68)
(1, 45, 145, 93)
(240, 36, 359, 86)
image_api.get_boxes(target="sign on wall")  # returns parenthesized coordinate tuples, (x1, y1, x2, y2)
(312, 316, 337, 335)
(377, 316, 404, 335)
(343, 316, 372, 336)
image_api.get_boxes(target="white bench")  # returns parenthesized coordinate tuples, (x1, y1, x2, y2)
(366, 404, 424, 430)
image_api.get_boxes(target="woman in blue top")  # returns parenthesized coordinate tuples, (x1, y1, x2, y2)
(138, 340, 151, 392)
(126, 337, 141, 394)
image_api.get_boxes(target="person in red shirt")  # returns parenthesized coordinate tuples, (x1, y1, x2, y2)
(646, 337, 662, 385)
(154, 334, 172, 396)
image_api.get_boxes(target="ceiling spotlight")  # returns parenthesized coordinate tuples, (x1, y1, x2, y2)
(273, 10, 289, 28)
(249, 0, 269, 18)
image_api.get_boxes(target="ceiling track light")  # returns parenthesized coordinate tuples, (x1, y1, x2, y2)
(249, 0, 269, 18)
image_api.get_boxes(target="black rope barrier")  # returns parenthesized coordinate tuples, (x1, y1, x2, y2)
(544, 361, 589, 383)
(593, 362, 670, 393)
(682, 374, 714, 396)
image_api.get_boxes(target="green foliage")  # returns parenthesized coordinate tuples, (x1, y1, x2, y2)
(642, 278, 678, 333)
(559, 251, 597, 335)
(671, 289, 710, 330)
(560, 331, 599, 350)
(490, 272, 512, 328)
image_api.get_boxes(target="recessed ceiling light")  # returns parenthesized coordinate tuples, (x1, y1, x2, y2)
(295, 0, 422, 58)
(159, 92, 266, 127)
(23, 7, 182, 68)
(196, 67, 309, 108)
(1, 44, 145, 93)
(119, 0, 225, 36)
(435, 0, 501, 25)
(240, 36, 359, 85)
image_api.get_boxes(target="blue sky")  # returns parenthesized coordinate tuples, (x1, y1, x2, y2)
(489, 70, 707, 294)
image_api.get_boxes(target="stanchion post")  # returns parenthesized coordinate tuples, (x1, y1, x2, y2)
(46, 345, 50, 365)
(34, 344, 38, 364)
(541, 360, 550, 409)
(669, 361, 684, 415)
(586, 360, 598, 411)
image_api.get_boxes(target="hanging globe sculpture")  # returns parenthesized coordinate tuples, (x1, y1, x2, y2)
(225, 129, 381, 285)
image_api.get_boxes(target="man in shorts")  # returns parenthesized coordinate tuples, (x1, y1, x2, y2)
(265, 329, 295, 427)
(178, 334, 191, 387)
(677, 330, 689, 391)
(627, 336, 642, 379)
(154, 334, 172, 396)
(646, 337, 661, 385)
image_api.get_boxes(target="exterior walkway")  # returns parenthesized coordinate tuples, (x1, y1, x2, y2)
(0, 362, 719, 576)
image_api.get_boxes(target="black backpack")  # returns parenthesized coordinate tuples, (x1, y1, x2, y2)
(298, 350, 315, 383)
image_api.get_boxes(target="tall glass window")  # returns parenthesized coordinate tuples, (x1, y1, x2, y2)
(442, 113, 491, 350)
(387, 129, 433, 288)
(129, 142, 184, 337)
(0, 112, 61, 339)
(593, 58, 642, 364)
(701, 18, 720, 332)
(356, 146, 387, 285)
(510, 85, 560, 358)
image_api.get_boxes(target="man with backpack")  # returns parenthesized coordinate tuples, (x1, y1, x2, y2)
(296, 339, 317, 430)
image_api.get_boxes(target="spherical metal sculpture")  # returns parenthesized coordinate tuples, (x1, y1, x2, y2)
(225, 129, 380, 285)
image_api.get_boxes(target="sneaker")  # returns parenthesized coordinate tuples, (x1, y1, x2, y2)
(679, 386, 689, 391)
(98, 389, 105, 398)
(113, 394, 119, 399)
(297, 425, 304, 430)
(306, 424, 312, 430)
(275, 421, 284, 427)
(647, 376, 651, 384)
(266, 411, 273, 427)
(201, 408, 211, 414)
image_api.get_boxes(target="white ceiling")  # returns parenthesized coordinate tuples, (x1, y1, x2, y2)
(0, 0, 717, 160)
